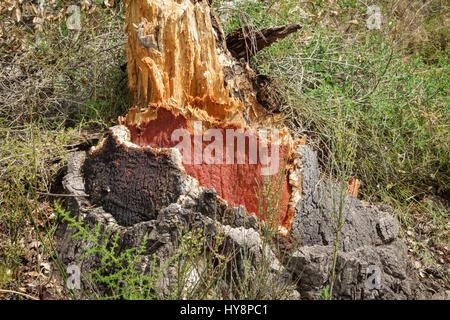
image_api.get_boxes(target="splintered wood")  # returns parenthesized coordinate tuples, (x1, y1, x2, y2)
(122, 0, 245, 126)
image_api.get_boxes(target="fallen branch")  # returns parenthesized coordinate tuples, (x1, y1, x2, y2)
(0, 289, 39, 300)
(226, 24, 301, 60)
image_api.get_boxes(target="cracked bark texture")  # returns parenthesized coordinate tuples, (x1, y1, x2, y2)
(82, 131, 185, 226)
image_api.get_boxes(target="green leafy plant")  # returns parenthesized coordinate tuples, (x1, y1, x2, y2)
(56, 202, 173, 300)
(324, 104, 358, 299)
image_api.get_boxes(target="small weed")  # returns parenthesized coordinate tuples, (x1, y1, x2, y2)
(56, 203, 168, 300)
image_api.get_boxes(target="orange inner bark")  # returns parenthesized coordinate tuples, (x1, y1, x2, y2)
(126, 107, 292, 229)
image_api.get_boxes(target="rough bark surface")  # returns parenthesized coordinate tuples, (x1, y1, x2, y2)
(82, 127, 185, 226)
(286, 145, 448, 300)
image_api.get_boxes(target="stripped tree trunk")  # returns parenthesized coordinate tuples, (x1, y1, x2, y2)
(85, 0, 304, 234)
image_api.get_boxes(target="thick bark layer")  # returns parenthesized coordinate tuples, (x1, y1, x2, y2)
(82, 127, 186, 226)
(59, 149, 300, 299)
(58, 146, 447, 299)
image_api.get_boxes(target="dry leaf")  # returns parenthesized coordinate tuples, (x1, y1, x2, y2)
(26, 282, 39, 288)
(81, 0, 90, 12)
(28, 240, 41, 249)
(7, 1, 16, 12)
(36, 25, 43, 33)
(40, 262, 51, 271)
(104, 0, 114, 7)
(27, 271, 40, 277)
(15, 7, 21, 22)
(33, 16, 43, 24)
